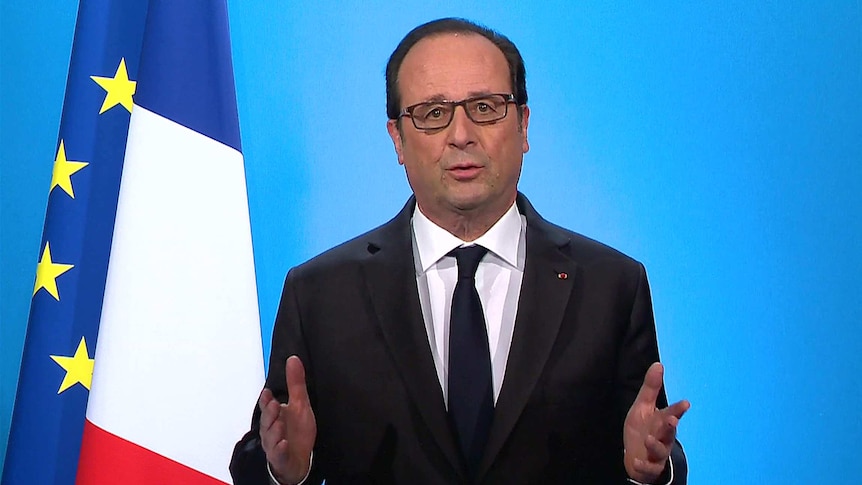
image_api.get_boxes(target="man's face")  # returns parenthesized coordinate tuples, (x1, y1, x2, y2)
(387, 33, 530, 226)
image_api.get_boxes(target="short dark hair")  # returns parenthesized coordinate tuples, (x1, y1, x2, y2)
(385, 18, 528, 120)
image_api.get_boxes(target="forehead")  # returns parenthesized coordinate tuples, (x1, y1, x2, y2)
(397, 33, 511, 105)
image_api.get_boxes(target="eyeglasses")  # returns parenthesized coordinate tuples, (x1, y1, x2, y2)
(398, 93, 516, 130)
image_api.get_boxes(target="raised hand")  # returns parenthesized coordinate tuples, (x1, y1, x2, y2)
(258, 355, 317, 484)
(624, 362, 690, 483)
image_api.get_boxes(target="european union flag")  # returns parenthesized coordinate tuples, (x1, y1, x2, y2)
(2, 1, 148, 482)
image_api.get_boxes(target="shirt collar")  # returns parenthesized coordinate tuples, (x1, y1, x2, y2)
(412, 201, 522, 273)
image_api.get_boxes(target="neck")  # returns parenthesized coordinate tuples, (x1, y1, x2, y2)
(417, 198, 514, 242)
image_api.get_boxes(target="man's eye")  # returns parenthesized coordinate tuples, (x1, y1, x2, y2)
(475, 102, 491, 113)
(426, 107, 445, 119)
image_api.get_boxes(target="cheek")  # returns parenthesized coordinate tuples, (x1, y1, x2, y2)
(402, 143, 444, 185)
(403, 137, 445, 168)
(488, 134, 525, 169)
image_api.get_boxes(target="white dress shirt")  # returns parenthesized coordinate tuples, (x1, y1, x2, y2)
(411, 201, 525, 406)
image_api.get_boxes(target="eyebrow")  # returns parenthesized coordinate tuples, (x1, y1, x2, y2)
(420, 94, 448, 103)
(417, 90, 496, 104)
(465, 90, 495, 98)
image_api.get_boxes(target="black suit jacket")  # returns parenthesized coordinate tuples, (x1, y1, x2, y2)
(231, 194, 686, 484)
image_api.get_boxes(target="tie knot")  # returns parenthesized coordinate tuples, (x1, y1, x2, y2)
(449, 245, 488, 280)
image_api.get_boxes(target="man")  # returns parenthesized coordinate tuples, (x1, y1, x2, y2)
(231, 18, 689, 484)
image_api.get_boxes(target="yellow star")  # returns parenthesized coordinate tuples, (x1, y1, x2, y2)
(50, 140, 89, 198)
(33, 242, 74, 300)
(50, 337, 94, 393)
(90, 57, 136, 114)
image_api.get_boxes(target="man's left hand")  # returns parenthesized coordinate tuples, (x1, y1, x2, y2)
(623, 362, 690, 483)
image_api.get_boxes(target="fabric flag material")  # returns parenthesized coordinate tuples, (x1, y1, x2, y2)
(74, 1, 264, 483)
(2, 1, 148, 483)
(3, 1, 264, 484)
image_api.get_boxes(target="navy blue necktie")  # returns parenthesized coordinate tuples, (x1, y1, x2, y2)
(447, 245, 493, 477)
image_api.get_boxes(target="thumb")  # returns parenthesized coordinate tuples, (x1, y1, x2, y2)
(285, 355, 310, 405)
(634, 362, 663, 407)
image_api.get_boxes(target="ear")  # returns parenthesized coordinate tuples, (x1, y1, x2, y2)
(386, 119, 405, 165)
(520, 105, 530, 154)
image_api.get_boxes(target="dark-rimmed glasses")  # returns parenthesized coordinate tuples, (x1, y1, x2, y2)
(398, 93, 516, 130)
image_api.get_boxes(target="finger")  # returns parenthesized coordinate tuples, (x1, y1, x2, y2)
(271, 436, 292, 468)
(663, 399, 691, 419)
(259, 388, 275, 410)
(632, 456, 666, 479)
(652, 413, 679, 445)
(261, 416, 286, 453)
(644, 433, 670, 462)
(258, 389, 280, 431)
(285, 355, 310, 405)
(634, 362, 664, 407)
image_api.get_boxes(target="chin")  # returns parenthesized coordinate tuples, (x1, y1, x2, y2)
(445, 193, 493, 213)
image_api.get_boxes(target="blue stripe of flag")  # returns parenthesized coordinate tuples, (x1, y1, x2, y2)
(135, 0, 242, 152)
(1, 1, 148, 483)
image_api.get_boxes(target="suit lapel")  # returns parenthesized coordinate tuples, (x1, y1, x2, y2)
(477, 195, 578, 480)
(360, 198, 464, 477)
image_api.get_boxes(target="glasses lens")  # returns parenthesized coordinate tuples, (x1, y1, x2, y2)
(412, 103, 453, 129)
(466, 95, 509, 123)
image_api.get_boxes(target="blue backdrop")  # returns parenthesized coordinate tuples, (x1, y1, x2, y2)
(2, 1, 861, 482)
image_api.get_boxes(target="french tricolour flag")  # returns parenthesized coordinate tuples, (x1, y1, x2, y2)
(75, 2, 263, 483)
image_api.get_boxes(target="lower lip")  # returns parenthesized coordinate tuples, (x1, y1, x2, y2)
(447, 167, 483, 180)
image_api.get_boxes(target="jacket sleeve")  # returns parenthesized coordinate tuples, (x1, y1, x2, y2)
(230, 269, 324, 485)
(617, 262, 687, 485)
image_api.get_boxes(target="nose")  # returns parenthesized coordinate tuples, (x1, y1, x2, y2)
(446, 104, 477, 149)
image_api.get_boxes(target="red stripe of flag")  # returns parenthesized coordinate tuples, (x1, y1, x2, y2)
(76, 420, 226, 485)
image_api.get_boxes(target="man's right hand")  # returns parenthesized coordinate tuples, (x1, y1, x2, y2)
(258, 355, 317, 484)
